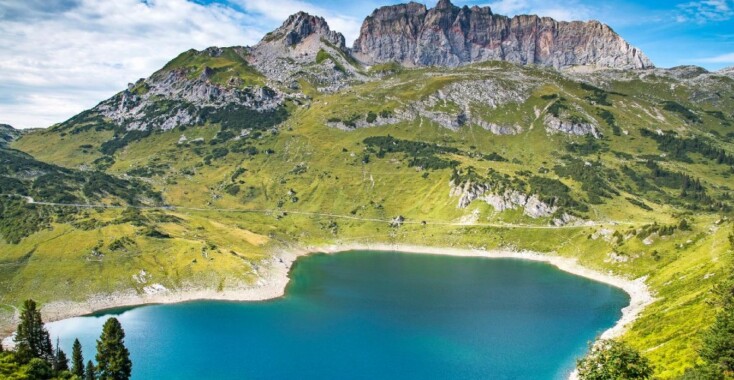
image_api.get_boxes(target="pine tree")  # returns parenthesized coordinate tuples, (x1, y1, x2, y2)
(15, 299, 53, 363)
(700, 282, 734, 373)
(85, 360, 96, 380)
(72, 338, 85, 377)
(53, 338, 69, 372)
(95, 318, 132, 380)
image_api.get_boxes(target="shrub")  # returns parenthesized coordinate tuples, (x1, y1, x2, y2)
(577, 340, 653, 380)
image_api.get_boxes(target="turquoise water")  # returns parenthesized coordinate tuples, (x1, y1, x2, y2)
(47, 251, 629, 379)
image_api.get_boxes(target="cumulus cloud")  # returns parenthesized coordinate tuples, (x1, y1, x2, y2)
(0, 0, 270, 129)
(676, 0, 734, 23)
(0, 0, 366, 129)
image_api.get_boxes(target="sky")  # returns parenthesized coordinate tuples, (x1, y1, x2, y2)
(1, 0, 733, 129)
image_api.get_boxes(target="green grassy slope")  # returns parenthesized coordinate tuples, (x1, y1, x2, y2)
(4, 60, 734, 377)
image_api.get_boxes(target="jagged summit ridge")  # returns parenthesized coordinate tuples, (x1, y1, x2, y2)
(352, 0, 653, 70)
(251, 11, 360, 92)
(258, 11, 346, 50)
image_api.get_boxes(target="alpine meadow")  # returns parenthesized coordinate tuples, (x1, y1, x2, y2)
(2, 0, 734, 379)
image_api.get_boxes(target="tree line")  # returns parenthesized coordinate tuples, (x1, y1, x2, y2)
(0, 300, 131, 380)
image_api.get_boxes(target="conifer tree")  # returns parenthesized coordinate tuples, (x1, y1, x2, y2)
(85, 360, 96, 380)
(15, 299, 53, 363)
(72, 338, 85, 377)
(95, 318, 132, 380)
(53, 338, 69, 372)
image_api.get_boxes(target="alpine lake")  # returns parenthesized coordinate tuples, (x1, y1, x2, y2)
(48, 250, 629, 379)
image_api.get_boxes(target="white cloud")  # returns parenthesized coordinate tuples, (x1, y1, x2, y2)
(0, 0, 365, 129)
(676, 0, 734, 23)
(0, 0, 263, 129)
(696, 52, 734, 63)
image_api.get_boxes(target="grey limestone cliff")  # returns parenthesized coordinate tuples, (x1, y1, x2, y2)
(352, 0, 653, 70)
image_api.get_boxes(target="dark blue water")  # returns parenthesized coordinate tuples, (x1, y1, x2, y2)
(47, 251, 628, 379)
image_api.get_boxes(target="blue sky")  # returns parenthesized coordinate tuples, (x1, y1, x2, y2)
(1, 0, 733, 129)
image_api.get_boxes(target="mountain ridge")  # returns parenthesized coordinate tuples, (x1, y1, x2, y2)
(45, 1, 659, 135)
(352, 0, 653, 70)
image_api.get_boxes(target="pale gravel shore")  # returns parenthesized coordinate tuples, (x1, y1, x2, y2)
(3, 242, 655, 377)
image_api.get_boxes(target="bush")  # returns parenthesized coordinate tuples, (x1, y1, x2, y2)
(224, 184, 240, 196)
(577, 340, 653, 380)
(198, 104, 289, 131)
(566, 135, 606, 155)
(640, 129, 734, 165)
(211, 147, 229, 159)
(661, 101, 701, 123)
(363, 135, 460, 170)
(554, 157, 619, 204)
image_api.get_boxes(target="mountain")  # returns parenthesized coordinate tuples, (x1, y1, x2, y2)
(45, 1, 657, 138)
(3, 2, 734, 378)
(0, 124, 20, 147)
(352, 0, 653, 69)
(49, 12, 364, 139)
(251, 12, 364, 90)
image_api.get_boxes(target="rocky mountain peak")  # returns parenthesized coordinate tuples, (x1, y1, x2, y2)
(250, 12, 360, 93)
(720, 66, 734, 78)
(353, 0, 653, 70)
(435, 0, 457, 11)
(259, 11, 345, 50)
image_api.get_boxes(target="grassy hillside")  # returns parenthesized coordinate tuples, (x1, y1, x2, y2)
(5, 60, 734, 378)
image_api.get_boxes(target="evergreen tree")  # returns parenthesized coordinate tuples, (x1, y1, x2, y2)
(72, 338, 85, 377)
(577, 339, 653, 380)
(53, 338, 69, 372)
(15, 299, 53, 363)
(85, 360, 96, 380)
(701, 306, 734, 372)
(95, 318, 131, 380)
(27, 357, 53, 379)
(696, 271, 734, 377)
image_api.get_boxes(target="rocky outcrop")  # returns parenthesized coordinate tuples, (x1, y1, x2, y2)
(353, 0, 653, 70)
(661, 65, 710, 80)
(449, 180, 558, 219)
(250, 12, 363, 92)
(260, 12, 345, 50)
(330, 75, 533, 132)
(327, 112, 407, 130)
(0, 124, 20, 147)
(544, 115, 600, 138)
(95, 49, 284, 132)
(409, 78, 532, 132)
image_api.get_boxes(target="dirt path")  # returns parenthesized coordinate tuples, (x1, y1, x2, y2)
(1, 193, 636, 229)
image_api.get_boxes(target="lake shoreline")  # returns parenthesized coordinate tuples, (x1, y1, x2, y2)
(4, 243, 654, 365)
